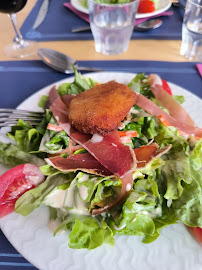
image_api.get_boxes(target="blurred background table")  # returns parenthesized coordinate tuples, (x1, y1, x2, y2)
(0, 0, 188, 62)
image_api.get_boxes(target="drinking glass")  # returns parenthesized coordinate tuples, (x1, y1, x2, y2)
(0, 0, 38, 58)
(88, 0, 139, 55)
(180, 0, 202, 61)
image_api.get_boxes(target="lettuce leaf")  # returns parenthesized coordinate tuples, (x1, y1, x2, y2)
(0, 141, 44, 168)
(172, 140, 202, 227)
(38, 95, 49, 109)
(15, 173, 73, 216)
(57, 68, 97, 96)
(128, 73, 154, 99)
(7, 110, 52, 152)
(68, 217, 114, 249)
(7, 119, 41, 152)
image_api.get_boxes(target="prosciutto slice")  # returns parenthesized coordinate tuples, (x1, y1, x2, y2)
(136, 93, 202, 137)
(134, 144, 171, 168)
(46, 153, 112, 176)
(49, 86, 70, 124)
(148, 74, 195, 126)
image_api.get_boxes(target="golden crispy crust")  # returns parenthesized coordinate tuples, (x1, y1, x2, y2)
(68, 81, 137, 135)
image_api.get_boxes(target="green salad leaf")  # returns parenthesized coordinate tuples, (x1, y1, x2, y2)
(58, 68, 97, 96)
(7, 110, 52, 153)
(172, 140, 202, 227)
(69, 217, 114, 249)
(0, 141, 45, 168)
(15, 173, 74, 215)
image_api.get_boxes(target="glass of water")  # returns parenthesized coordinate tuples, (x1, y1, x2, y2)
(180, 0, 202, 61)
(88, 0, 139, 55)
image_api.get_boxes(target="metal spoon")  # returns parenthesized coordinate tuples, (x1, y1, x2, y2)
(133, 19, 163, 32)
(37, 48, 102, 74)
(71, 19, 163, 33)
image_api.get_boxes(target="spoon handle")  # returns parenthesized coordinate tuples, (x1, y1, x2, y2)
(75, 66, 103, 72)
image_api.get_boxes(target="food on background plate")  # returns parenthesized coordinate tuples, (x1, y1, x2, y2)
(79, 0, 159, 13)
(1, 70, 202, 249)
(137, 0, 156, 13)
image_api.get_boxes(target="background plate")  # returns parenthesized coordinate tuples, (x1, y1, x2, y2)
(70, 0, 172, 19)
(0, 72, 202, 270)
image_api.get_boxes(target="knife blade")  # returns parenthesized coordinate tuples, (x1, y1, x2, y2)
(72, 26, 91, 33)
(33, 0, 49, 30)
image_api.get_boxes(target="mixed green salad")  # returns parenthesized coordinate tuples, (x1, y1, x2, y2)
(0, 70, 202, 250)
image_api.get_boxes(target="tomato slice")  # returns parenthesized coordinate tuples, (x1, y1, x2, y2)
(138, 0, 155, 13)
(47, 123, 63, 132)
(161, 79, 172, 95)
(0, 164, 45, 218)
(188, 227, 202, 243)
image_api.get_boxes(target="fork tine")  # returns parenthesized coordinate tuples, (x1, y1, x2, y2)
(0, 121, 42, 127)
(0, 117, 43, 122)
(0, 113, 43, 119)
(0, 108, 44, 115)
(0, 108, 45, 128)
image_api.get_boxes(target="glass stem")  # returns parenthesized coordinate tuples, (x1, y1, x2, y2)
(9, 13, 24, 46)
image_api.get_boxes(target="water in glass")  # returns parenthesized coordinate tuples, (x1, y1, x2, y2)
(91, 9, 134, 55)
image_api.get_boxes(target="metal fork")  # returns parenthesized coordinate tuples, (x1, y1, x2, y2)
(0, 109, 44, 127)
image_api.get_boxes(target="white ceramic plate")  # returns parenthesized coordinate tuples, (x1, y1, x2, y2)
(70, 0, 172, 19)
(1, 72, 202, 270)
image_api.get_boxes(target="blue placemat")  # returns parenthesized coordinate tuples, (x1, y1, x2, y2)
(20, 0, 184, 41)
(0, 59, 201, 270)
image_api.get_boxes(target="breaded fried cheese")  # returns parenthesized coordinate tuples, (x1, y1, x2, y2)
(68, 80, 137, 135)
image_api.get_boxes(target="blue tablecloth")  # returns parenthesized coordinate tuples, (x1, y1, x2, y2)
(0, 59, 201, 270)
(20, 0, 184, 41)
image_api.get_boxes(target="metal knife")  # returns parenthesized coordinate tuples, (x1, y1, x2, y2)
(33, 0, 49, 30)
(72, 26, 91, 33)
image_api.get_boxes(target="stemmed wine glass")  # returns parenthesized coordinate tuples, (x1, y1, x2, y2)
(0, 0, 38, 58)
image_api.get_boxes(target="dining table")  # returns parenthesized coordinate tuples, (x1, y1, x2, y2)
(0, 0, 191, 62)
(0, 0, 202, 270)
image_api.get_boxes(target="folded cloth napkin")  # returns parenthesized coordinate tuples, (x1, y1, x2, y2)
(196, 64, 202, 78)
(64, 3, 173, 26)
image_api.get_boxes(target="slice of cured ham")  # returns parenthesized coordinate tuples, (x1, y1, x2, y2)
(46, 153, 112, 176)
(136, 93, 202, 137)
(148, 74, 195, 126)
(134, 144, 171, 168)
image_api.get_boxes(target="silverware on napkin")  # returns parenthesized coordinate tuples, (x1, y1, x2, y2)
(33, 0, 49, 30)
(72, 19, 163, 33)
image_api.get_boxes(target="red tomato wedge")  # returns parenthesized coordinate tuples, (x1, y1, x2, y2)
(0, 164, 45, 218)
(188, 227, 202, 243)
(161, 79, 172, 95)
(138, 0, 155, 13)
